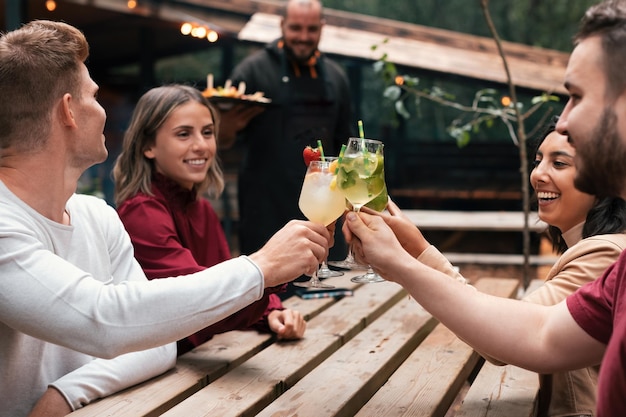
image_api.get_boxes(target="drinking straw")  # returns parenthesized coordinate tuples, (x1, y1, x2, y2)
(336, 144, 346, 174)
(358, 120, 369, 172)
(317, 139, 325, 161)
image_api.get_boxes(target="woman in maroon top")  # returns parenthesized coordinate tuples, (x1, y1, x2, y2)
(113, 85, 306, 355)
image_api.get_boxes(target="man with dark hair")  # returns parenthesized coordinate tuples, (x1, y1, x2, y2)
(344, 1, 626, 415)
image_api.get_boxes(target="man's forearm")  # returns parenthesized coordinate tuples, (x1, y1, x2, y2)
(28, 387, 71, 417)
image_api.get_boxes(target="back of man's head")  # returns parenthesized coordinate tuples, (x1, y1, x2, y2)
(0, 20, 88, 151)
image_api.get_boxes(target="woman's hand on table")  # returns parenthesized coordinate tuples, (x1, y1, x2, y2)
(268, 309, 306, 339)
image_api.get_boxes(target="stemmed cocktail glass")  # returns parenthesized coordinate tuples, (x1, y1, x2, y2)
(326, 218, 368, 271)
(334, 137, 387, 283)
(352, 183, 388, 283)
(294, 158, 347, 288)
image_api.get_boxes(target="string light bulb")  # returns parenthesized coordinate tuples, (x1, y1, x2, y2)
(180, 23, 192, 35)
(191, 26, 207, 38)
(207, 30, 218, 42)
(45, 0, 57, 11)
(180, 22, 219, 42)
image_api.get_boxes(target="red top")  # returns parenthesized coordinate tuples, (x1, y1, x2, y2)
(117, 173, 284, 355)
(567, 250, 626, 416)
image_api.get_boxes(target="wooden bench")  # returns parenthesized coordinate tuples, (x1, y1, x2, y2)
(70, 275, 539, 417)
(403, 209, 556, 272)
(402, 209, 547, 233)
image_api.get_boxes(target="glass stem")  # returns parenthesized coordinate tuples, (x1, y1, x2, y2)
(344, 244, 356, 263)
(319, 260, 331, 275)
(309, 270, 322, 287)
(348, 204, 361, 264)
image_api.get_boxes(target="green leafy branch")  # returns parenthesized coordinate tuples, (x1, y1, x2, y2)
(373, 47, 560, 148)
(372, 0, 563, 287)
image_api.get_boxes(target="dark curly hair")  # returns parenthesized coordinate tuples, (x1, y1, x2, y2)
(531, 116, 626, 254)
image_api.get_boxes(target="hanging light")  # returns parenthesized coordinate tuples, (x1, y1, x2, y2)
(207, 30, 218, 43)
(45, 0, 57, 11)
(180, 21, 219, 42)
(127, 0, 137, 9)
(180, 23, 193, 35)
(191, 26, 207, 39)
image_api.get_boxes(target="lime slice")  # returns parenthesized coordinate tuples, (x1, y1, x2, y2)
(372, 154, 384, 175)
(366, 176, 385, 197)
(365, 154, 379, 177)
(337, 167, 357, 189)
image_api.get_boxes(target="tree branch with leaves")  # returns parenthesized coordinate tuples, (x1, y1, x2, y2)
(373, 0, 560, 287)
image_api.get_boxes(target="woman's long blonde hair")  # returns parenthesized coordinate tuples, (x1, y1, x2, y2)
(113, 85, 224, 206)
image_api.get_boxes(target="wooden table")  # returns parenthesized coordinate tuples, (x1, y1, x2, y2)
(69, 272, 538, 417)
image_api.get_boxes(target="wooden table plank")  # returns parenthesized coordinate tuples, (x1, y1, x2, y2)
(68, 274, 360, 417)
(281, 272, 363, 320)
(71, 277, 531, 417)
(161, 277, 409, 416)
(456, 362, 539, 417)
(355, 322, 478, 417)
(255, 296, 437, 417)
(354, 278, 520, 417)
(68, 330, 274, 417)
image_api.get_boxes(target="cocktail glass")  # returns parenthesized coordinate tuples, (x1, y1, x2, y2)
(326, 199, 368, 271)
(334, 137, 386, 283)
(294, 158, 347, 288)
(351, 183, 388, 283)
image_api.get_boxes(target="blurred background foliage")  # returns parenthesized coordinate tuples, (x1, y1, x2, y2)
(324, 0, 597, 52)
(103, 1, 598, 210)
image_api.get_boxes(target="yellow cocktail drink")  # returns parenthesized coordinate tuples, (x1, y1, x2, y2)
(299, 159, 345, 226)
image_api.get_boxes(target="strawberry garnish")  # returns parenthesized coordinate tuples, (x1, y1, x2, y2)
(302, 145, 321, 166)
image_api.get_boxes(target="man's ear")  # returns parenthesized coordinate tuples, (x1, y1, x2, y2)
(60, 93, 77, 128)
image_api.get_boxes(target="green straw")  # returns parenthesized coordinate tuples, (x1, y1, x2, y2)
(316, 139, 325, 162)
(358, 120, 370, 172)
(336, 144, 346, 174)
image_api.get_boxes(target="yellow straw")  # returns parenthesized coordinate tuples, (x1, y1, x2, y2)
(358, 120, 364, 139)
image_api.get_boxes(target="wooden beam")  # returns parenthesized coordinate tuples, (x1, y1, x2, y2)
(59, 0, 569, 93)
(239, 12, 567, 94)
(191, 0, 569, 93)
